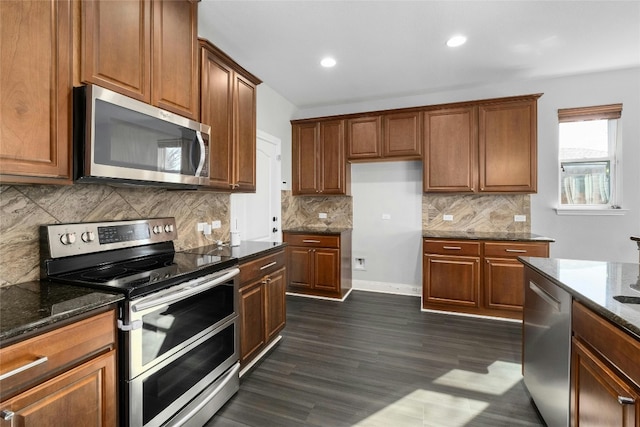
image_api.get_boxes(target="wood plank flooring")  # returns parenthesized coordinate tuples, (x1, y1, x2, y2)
(206, 291, 544, 427)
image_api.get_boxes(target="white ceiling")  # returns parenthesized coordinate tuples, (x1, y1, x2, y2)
(198, 1, 640, 110)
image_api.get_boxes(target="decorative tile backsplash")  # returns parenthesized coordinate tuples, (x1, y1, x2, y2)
(0, 184, 230, 286)
(423, 194, 531, 232)
(281, 191, 353, 229)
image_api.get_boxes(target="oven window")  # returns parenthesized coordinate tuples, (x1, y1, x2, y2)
(141, 283, 234, 365)
(94, 99, 202, 175)
(142, 324, 235, 425)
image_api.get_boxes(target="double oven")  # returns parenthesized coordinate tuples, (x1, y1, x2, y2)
(40, 218, 239, 427)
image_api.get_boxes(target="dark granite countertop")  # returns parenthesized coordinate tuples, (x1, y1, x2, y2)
(283, 227, 352, 235)
(183, 240, 287, 263)
(422, 230, 555, 242)
(0, 281, 123, 346)
(520, 257, 640, 340)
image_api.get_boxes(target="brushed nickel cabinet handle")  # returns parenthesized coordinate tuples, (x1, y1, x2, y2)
(303, 240, 321, 243)
(505, 249, 527, 253)
(0, 356, 48, 381)
(260, 261, 277, 270)
(0, 410, 14, 421)
(618, 396, 635, 405)
(442, 246, 462, 250)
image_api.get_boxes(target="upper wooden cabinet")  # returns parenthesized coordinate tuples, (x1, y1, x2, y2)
(423, 95, 540, 193)
(292, 120, 350, 195)
(346, 111, 422, 161)
(81, 0, 199, 120)
(0, 0, 73, 184)
(200, 40, 261, 192)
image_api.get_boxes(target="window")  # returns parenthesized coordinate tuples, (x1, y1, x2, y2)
(558, 104, 622, 211)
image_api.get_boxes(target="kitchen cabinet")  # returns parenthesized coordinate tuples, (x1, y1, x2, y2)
(346, 111, 421, 162)
(423, 95, 540, 193)
(238, 249, 286, 368)
(422, 238, 550, 319)
(81, 0, 199, 120)
(283, 231, 352, 299)
(200, 40, 261, 192)
(571, 301, 640, 426)
(0, 0, 73, 184)
(0, 309, 117, 426)
(292, 120, 350, 195)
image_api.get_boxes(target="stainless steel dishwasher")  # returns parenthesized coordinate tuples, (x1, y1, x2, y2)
(523, 266, 572, 427)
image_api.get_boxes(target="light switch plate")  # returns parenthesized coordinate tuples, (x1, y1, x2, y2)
(319, 213, 328, 219)
(443, 214, 454, 221)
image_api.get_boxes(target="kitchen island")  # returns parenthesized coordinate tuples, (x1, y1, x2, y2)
(520, 257, 640, 427)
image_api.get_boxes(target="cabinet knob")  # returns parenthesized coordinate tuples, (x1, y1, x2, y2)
(0, 410, 14, 421)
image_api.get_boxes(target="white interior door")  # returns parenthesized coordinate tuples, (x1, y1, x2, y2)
(230, 130, 282, 242)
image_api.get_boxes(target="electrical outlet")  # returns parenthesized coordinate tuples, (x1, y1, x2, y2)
(443, 214, 454, 221)
(319, 213, 328, 219)
(514, 215, 527, 222)
(382, 214, 391, 220)
(354, 257, 366, 271)
(211, 220, 221, 229)
(197, 222, 207, 232)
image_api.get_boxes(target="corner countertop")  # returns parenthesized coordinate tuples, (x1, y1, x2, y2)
(282, 227, 352, 235)
(422, 230, 555, 242)
(519, 257, 640, 340)
(183, 240, 287, 263)
(0, 281, 123, 346)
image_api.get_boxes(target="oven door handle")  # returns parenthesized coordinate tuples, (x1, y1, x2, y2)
(131, 267, 239, 313)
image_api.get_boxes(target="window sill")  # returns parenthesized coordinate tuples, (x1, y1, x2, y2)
(554, 207, 629, 216)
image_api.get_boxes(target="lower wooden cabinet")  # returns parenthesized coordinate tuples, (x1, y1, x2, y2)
(238, 249, 286, 368)
(283, 230, 352, 299)
(571, 301, 640, 427)
(422, 238, 549, 319)
(0, 309, 117, 426)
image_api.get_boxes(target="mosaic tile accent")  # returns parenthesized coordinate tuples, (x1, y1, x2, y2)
(0, 184, 231, 286)
(423, 194, 531, 233)
(281, 190, 353, 229)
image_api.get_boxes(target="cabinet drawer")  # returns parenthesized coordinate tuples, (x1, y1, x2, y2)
(284, 234, 340, 248)
(0, 310, 116, 400)
(572, 301, 640, 388)
(239, 250, 286, 285)
(423, 240, 480, 256)
(484, 242, 548, 258)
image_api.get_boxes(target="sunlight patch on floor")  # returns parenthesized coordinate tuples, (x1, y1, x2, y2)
(433, 360, 522, 395)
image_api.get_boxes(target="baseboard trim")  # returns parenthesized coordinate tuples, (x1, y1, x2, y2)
(240, 335, 282, 378)
(286, 288, 353, 302)
(420, 308, 522, 323)
(352, 279, 421, 297)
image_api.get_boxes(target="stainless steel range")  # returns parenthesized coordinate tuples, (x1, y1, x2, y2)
(40, 218, 240, 427)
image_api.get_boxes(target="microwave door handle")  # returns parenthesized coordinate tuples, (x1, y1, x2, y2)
(194, 131, 205, 177)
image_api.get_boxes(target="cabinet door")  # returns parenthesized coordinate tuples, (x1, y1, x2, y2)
(319, 120, 346, 194)
(423, 107, 477, 192)
(152, 0, 199, 120)
(292, 123, 319, 195)
(233, 73, 257, 192)
(239, 282, 265, 365)
(478, 99, 537, 193)
(200, 47, 234, 190)
(423, 254, 480, 308)
(571, 338, 639, 427)
(484, 257, 524, 312)
(265, 267, 287, 342)
(347, 116, 382, 160)
(313, 248, 340, 293)
(383, 112, 422, 158)
(1, 0, 72, 183)
(287, 246, 314, 290)
(0, 350, 117, 426)
(81, 0, 151, 102)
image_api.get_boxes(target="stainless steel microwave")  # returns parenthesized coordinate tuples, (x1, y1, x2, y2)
(73, 84, 210, 188)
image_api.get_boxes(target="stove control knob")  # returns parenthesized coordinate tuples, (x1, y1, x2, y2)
(60, 232, 76, 245)
(81, 231, 95, 243)
(152, 225, 163, 234)
(164, 224, 174, 233)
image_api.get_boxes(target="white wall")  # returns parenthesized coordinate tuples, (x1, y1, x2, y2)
(296, 67, 640, 263)
(351, 161, 423, 295)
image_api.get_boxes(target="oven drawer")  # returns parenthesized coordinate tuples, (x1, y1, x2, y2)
(239, 250, 285, 284)
(0, 309, 116, 400)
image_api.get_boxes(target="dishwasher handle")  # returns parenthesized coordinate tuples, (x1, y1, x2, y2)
(529, 280, 562, 312)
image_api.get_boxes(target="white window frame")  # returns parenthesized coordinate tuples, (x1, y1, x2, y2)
(555, 104, 626, 216)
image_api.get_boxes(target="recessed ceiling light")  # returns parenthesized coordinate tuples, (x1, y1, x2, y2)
(320, 57, 337, 68)
(446, 35, 467, 48)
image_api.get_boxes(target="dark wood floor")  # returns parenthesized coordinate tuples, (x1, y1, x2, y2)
(206, 291, 544, 427)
